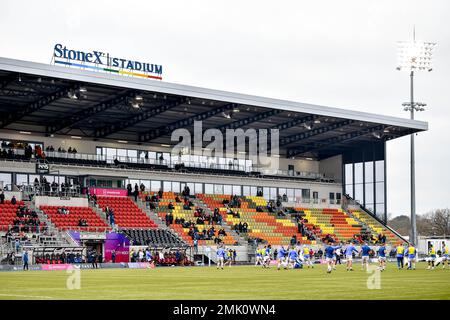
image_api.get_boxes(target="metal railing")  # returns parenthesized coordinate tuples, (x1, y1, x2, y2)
(1, 145, 333, 179)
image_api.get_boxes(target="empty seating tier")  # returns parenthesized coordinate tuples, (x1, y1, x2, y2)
(96, 196, 157, 229)
(121, 229, 185, 246)
(40, 205, 110, 232)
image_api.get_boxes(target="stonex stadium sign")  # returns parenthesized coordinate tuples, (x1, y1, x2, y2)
(53, 43, 163, 80)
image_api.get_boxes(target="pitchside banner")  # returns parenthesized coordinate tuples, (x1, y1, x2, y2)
(89, 188, 127, 197)
(104, 232, 130, 263)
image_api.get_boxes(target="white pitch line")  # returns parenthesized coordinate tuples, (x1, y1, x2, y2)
(0, 293, 53, 299)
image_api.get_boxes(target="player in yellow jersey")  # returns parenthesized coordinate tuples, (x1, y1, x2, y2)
(255, 247, 263, 266)
(396, 243, 405, 269)
(407, 244, 416, 270)
(427, 244, 436, 270)
(302, 246, 313, 268)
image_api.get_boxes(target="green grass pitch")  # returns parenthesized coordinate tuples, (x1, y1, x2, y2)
(0, 262, 449, 300)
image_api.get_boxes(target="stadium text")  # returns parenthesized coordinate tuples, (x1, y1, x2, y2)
(53, 43, 163, 75)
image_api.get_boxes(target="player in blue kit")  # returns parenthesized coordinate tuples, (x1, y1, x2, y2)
(324, 241, 336, 273)
(344, 241, 358, 271)
(262, 245, 272, 268)
(360, 242, 371, 271)
(287, 246, 298, 269)
(442, 242, 449, 269)
(216, 245, 225, 270)
(277, 246, 287, 270)
(377, 244, 387, 271)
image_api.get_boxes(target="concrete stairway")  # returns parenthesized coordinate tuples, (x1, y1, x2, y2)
(27, 200, 73, 247)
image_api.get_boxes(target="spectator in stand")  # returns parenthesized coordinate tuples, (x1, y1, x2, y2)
(140, 183, 145, 192)
(0, 191, 4, 204)
(111, 250, 116, 263)
(126, 183, 132, 196)
(11, 195, 16, 205)
(133, 183, 139, 201)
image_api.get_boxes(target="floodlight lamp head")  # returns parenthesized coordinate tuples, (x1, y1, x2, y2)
(397, 40, 436, 72)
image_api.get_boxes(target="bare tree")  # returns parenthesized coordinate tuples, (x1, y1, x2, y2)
(425, 209, 450, 237)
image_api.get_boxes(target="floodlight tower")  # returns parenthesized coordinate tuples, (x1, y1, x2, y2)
(396, 29, 436, 245)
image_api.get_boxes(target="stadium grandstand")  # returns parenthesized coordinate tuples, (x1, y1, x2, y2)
(0, 56, 428, 268)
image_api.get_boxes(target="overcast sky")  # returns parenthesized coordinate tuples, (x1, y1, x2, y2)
(0, 0, 449, 217)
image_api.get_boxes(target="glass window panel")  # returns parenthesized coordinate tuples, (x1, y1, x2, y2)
(129, 179, 139, 188)
(263, 187, 270, 200)
(0, 173, 12, 189)
(151, 180, 161, 191)
(172, 181, 180, 193)
(365, 183, 374, 204)
(365, 161, 374, 183)
(106, 148, 117, 163)
(205, 184, 214, 194)
(194, 183, 203, 194)
(243, 186, 250, 196)
(250, 186, 258, 196)
(185, 183, 195, 194)
(16, 174, 28, 186)
(214, 184, 224, 194)
(295, 189, 302, 200)
(376, 203, 385, 219)
(354, 162, 363, 184)
(163, 181, 172, 192)
(141, 180, 150, 190)
(301, 189, 310, 200)
(345, 184, 353, 198)
(223, 185, 232, 195)
(29, 175, 40, 185)
(270, 187, 277, 200)
(233, 185, 241, 196)
(354, 184, 363, 203)
(148, 152, 156, 159)
(128, 150, 137, 162)
(375, 160, 384, 182)
(286, 189, 294, 200)
(345, 163, 353, 186)
(375, 182, 385, 203)
(279, 188, 287, 197)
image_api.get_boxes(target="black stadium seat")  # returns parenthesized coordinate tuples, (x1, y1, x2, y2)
(121, 229, 185, 247)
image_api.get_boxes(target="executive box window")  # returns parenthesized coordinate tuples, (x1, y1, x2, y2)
(0, 173, 12, 189)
